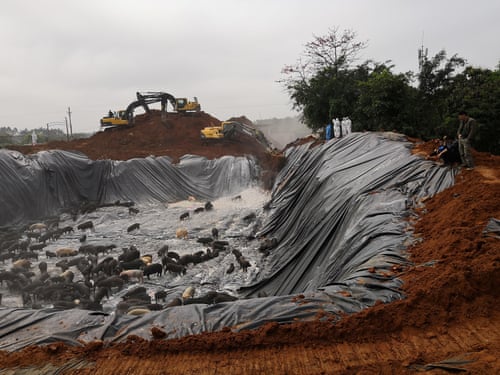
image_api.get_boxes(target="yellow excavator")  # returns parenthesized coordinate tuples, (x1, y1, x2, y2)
(200, 121, 234, 140)
(100, 92, 200, 129)
(200, 121, 272, 151)
(101, 110, 130, 128)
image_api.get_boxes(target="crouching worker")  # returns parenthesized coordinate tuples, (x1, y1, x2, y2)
(428, 136, 461, 166)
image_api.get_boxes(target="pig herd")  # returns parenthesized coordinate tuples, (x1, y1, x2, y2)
(0, 199, 280, 316)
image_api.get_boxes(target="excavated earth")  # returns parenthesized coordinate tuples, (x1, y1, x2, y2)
(2, 115, 499, 374)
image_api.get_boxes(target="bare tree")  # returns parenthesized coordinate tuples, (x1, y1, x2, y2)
(280, 27, 368, 86)
(304, 27, 366, 72)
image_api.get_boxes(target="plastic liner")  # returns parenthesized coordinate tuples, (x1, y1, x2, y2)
(0, 150, 258, 227)
(241, 133, 456, 297)
(0, 132, 458, 350)
(483, 218, 500, 239)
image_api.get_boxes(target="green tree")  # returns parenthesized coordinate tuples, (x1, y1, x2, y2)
(445, 66, 500, 153)
(354, 68, 414, 133)
(416, 47, 466, 138)
(418, 48, 466, 97)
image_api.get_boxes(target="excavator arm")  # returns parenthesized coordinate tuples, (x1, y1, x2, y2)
(109, 92, 178, 126)
(230, 122, 273, 150)
(101, 91, 200, 129)
(135, 92, 177, 113)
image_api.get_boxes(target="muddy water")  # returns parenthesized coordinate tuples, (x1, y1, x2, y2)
(0, 187, 270, 311)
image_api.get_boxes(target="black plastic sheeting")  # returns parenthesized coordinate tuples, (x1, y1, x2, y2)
(0, 132, 460, 350)
(241, 132, 458, 297)
(483, 218, 500, 239)
(0, 150, 258, 227)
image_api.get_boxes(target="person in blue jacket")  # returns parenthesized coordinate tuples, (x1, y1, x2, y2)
(428, 136, 461, 165)
(325, 122, 333, 140)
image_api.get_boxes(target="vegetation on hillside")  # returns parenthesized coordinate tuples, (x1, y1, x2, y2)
(0, 127, 91, 147)
(281, 27, 500, 154)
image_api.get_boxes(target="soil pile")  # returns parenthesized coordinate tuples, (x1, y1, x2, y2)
(9, 111, 269, 162)
(1, 128, 499, 373)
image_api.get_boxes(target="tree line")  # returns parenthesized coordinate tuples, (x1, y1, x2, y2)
(0, 127, 90, 147)
(281, 27, 500, 154)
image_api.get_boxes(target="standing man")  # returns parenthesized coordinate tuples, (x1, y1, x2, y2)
(457, 110, 477, 170)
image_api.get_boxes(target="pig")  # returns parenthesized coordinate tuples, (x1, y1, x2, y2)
(143, 263, 163, 279)
(77, 221, 94, 231)
(163, 262, 186, 276)
(127, 223, 140, 233)
(176, 228, 188, 239)
(56, 248, 78, 257)
(120, 269, 144, 283)
(182, 286, 195, 300)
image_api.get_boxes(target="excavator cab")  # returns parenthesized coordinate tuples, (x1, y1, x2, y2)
(100, 110, 130, 128)
(175, 97, 201, 112)
(200, 122, 226, 140)
(200, 121, 241, 140)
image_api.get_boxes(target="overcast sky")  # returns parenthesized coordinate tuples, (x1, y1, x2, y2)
(1, 0, 498, 133)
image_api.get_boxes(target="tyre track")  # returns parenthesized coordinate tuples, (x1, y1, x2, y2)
(36, 315, 495, 375)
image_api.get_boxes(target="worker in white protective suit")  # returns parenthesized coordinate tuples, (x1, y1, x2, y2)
(342, 117, 352, 136)
(333, 118, 342, 138)
(346, 117, 352, 135)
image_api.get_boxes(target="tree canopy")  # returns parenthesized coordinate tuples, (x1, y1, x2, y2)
(281, 28, 500, 154)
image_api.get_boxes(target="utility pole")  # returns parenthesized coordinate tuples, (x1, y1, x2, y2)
(65, 117, 69, 141)
(67, 107, 73, 139)
(418, 31, 427, 72)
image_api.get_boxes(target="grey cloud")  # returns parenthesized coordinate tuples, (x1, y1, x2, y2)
(0, 0, 498, 132)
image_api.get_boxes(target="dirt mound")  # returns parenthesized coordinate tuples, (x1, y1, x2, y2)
(8, 111, 272, 163)
(1, 135, 499, 373)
